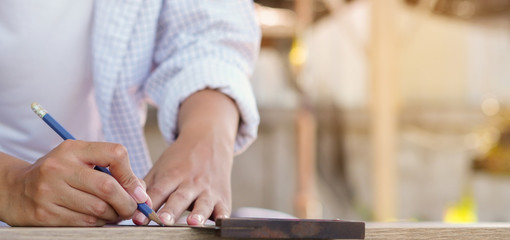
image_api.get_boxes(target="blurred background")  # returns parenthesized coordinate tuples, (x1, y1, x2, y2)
(145, 0, 510, 222)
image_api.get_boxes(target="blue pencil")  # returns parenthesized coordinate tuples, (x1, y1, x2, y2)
(31, 102, 163, 226)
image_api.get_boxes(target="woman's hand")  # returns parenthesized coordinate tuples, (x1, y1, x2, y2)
(139, 132, 233, 226)
(135, 90, 239, 226)
(0, 141, 149, 226)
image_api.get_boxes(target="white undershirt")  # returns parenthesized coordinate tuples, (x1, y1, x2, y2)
(0, 0, 103, 163)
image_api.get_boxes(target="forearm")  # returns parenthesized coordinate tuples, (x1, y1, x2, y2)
(177, 89, 240, 150)
(0, 152, 30, 223)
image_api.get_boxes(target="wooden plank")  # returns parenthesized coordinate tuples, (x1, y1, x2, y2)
(2, 223, 510, 240)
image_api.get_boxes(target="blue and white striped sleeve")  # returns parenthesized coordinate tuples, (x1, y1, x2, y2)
(143, 0, 261, 154)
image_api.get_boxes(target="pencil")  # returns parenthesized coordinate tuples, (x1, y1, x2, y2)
(31, 102, 163, 226)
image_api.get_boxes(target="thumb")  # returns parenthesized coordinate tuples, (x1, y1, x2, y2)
(104, 145, 149, 204)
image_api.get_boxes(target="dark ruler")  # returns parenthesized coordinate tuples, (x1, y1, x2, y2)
(215, 218, 365, 239)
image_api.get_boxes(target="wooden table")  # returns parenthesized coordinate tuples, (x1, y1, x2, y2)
(365, 223, 510, 240)
(2, 223, 510, 240)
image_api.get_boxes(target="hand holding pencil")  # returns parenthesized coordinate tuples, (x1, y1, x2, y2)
(0, 102, 157, 226)
(31, 102, 162, 225)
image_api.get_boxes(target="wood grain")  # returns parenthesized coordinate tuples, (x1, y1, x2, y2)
(1, 223, 510, 240)
(0, 226, 216, 240)
(365, 223, 510, 240)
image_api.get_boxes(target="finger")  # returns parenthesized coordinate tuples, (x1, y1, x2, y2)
(212, 202, 231, 220)
(57, 206, 107, 227)
(67, 166, 138, 219)
(187, 194, 215, 226)
(145, 179, 179, 212)
(68, 141, 149, 204)
(158, 186, 199, 226)
(38, 204, 106, 227)
(132, 211, 148, 225)
(132, 197, 153, 226)
(56, 185, 118, 222)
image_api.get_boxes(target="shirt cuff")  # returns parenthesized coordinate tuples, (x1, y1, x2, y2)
(156, 59, 259, 155)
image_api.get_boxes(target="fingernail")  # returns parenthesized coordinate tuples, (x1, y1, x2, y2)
(160, 212, 174, 226)
(134, 212, 147, 225)
(133, 186, 149, 203)
(190, 214, 204, 225)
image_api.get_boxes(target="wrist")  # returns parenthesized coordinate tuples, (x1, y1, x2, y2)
(177, 90, 239, 149)
(0, 153, 30, 223)
(179, 121, 236, 144)
(177, 127, 236, 159)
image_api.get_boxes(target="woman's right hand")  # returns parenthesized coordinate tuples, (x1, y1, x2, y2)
(0, 140, 149, 226)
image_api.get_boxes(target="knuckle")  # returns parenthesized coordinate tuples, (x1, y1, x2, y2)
(58, 139, 76, 151)
(195, 199, 215, 213)
(193, 176, 211, 187)
(33, 183, 51, 199)
(203, 198, 215, 209)
(147, 184, 165, 197)
(118, 203, 137, 219)
(119, 174, 139, 189)
(39, 157, 60, 175)
(94, 219, 107, 227)
(111, 144, 128, 162)
(196, 195, 214, 207)
(83, 215, 99, 226)
(99, 178, 118, 196)
(34, 208, 49, 223)
(91, 201, 108, 216)
(167, 167, 183, 176)
(138, 178, 146, 189)
(173, 190, 193, 202)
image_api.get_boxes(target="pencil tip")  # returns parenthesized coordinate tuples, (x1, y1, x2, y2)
(149, 212, 164, 226)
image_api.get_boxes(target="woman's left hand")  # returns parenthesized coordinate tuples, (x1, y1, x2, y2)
(133, 89, 239, 226)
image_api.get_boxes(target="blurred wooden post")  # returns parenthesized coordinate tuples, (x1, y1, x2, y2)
(293, 0, 321, 219)
(370, 0, 399, 221)
(295, 106, 321, 218)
